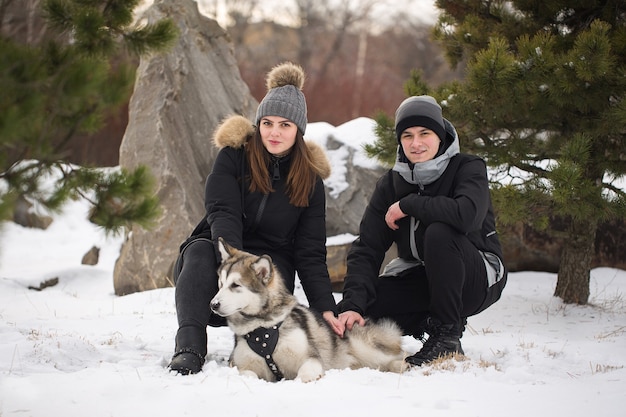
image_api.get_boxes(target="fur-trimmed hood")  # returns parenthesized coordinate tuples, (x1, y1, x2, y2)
(212, 115, 331, 180)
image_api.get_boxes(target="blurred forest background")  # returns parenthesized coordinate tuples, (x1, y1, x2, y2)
(1, 0, 461, 167)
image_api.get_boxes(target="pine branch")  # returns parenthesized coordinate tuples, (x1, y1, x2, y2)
(1, 0, 177, 231)
(123, 20, 179, 56)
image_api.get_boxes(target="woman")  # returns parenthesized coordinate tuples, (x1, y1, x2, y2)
(337, 95, 507, 366)
(169, 62, 342, 375)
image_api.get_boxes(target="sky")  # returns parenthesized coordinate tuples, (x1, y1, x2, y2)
(1, 117, 626, 416)
(138, 0, 440, 28)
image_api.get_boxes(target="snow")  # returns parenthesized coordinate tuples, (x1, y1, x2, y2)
(306, 117, 381, 198)
(2, 119, 626, 417)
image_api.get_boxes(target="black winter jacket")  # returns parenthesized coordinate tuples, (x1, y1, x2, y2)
(340, 127, 504, 315)
(184, 116, 337, 315)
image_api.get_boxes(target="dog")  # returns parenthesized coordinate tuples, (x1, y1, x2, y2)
(209, 237, 408, 382)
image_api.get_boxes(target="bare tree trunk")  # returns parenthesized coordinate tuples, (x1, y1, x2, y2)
(351, 29, 367, 119)
(554, 218, 597, 304)
(294, 0, 373, 87)
(1, 0, 46, 43)
(26, 0, 38, 43)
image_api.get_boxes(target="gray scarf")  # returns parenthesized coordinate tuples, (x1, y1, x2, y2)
(392, 119, 460, 186)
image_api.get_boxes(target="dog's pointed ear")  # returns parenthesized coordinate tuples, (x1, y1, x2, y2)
(217, 237, 232, 261)
(252, 255, 273, 285)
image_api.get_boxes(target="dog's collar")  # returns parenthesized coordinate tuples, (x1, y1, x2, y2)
(245, 322, 284, 381)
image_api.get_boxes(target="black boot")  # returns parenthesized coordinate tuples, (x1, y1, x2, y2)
(169, 326, 207, 375)
(405, 317, 464, 367)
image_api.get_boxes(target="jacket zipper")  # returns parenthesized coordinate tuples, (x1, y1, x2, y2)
(409, 179, 425, 263)
(251, 158, 281, 231)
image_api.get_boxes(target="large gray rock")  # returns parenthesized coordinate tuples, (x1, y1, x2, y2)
(113, 0, 256, 295)
(325, 146, 385, 235)
(310, 120, 387, 236)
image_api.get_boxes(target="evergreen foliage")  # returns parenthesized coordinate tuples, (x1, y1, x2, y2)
(363, 111, 398, 167)
(0, 0, 178, 234)
(369, 0, 626, 304)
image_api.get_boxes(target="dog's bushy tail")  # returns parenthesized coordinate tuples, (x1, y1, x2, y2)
(346, 318, 407, 373)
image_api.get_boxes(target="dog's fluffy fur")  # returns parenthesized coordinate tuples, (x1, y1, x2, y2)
(210, 238, 407, 382)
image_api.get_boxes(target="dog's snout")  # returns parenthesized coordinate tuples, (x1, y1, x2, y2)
(210, 299, 220, 312)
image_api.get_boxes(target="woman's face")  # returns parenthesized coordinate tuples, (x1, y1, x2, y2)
(399, 126, 441, 163)
(259, 116, 298, 156)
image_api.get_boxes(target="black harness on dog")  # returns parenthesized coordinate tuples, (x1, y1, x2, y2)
(245, 322, 284, 381)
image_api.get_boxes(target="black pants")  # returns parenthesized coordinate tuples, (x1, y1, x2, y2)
(173, 239, 226, 329)
(366, 223, 502, 336)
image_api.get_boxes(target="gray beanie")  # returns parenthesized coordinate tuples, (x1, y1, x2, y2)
(255, 62, 308, 134)
(394, 95, 446, 143)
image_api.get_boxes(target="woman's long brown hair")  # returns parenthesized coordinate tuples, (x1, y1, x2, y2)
(246, 128, 317, 207)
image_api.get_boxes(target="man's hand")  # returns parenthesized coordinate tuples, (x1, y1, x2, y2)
(385, 201, 406, 230)
(337, 310, 366, 335)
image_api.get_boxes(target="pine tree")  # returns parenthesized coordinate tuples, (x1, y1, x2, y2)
(0, 0, 177, 234)
(366, 1, 626, 304)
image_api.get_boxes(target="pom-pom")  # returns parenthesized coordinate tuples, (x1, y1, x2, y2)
(265, 62, 305, 91)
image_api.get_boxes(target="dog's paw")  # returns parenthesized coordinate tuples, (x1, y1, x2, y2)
(297, 370, 323, 383)
(296, 359, 324, 383)
(238, 369, 260, 379)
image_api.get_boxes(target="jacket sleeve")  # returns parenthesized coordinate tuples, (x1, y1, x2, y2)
(399, 158, 490, 233)
(205, 147, 244, 249)
(338, 173, 395, 315)
(293, 177, 338, 314)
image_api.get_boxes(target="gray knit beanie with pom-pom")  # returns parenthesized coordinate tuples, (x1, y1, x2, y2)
(255, 62, 308, 134)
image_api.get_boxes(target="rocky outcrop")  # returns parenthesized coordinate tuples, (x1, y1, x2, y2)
(13, 195, 53, 230)
(326, 166, 382, 236)
(303, 119, 387, 236)
(81, 246, 100, 266)
(113, 0, 256, 295)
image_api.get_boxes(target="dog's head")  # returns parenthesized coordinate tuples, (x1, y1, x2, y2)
(210, 238, 276, 317)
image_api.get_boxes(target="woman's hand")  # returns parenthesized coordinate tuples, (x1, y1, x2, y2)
(338, 310, 366, 333)
(322, 311, 346, 337)
(385, 201, 406, 230)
